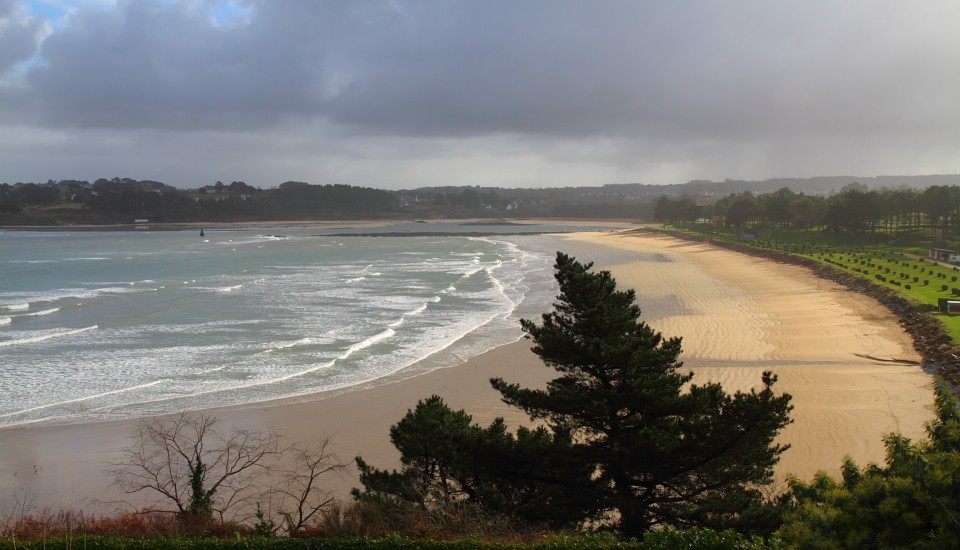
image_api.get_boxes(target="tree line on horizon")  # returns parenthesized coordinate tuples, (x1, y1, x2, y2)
(0, 177, 652, 224)
(656, 183, 960, 241)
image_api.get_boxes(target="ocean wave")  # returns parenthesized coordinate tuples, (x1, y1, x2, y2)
(0, 375, 167, 421)
(6, 286, 155, 306)
(345, 277, 366, 283)
(387, 298, 438, 328)
(0, 325, 98, 348)
(262, 337, 319, 354)
(1, 232, 557, 427)
(103, 328, 399, 408)
(8, 259, 59, 264)
(0, 317, 10, 326)
(214, 284, 243, 293)
(18, 307, 61, 317)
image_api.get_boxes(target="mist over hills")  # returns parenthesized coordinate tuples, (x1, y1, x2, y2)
(402, 174, 960, 200)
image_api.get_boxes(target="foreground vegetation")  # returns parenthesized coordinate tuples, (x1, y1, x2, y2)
(0, 530, 780, 550)
(5, 250, 960, 548)
(355, 254, 792, 538)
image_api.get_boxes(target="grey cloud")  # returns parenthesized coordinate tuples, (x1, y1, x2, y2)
(21, 0, 341, 129)
(0, 0, 45, 73)
(3, 0, 960, 188)
(9, 0, 960, 142)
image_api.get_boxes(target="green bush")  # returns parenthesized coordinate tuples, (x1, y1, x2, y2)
(779, 382, 960, 548)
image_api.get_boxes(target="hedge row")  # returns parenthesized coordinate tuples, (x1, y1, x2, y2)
(0, 529, 781, 550)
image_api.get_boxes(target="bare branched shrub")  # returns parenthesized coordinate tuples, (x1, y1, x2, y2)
(315, 499, 390, 538)
(270, 438, 348, 536)
(110, 413, 281, 526)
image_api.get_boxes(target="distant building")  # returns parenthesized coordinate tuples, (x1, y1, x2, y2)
(929, 247, 960, 263)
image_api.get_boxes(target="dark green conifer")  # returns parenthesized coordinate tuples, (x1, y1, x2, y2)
(491, 252, 793, 537)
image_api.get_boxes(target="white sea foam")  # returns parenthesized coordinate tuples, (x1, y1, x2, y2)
(0, 376, 166, 420)
(1, 303, 29, 311)
(105, 328, 399, 407)
(263, 337, 318, 353)
(214, 284, 243, 293)
(1, 230, 560, 427)
(8, 259, 59, 264)
(0, 317, 10, 326)
(0, 325, 98, 348)
(345, 277, 366, 283)
(18, 307, 61, 317)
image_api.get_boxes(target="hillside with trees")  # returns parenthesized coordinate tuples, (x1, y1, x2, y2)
(8, 174, 960, 226)
(655, 183, 960, 243)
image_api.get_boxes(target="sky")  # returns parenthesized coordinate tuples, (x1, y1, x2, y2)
(2, 0, 960, 189)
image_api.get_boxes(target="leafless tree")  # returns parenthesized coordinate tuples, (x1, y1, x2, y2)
(270, 439, 347, 536)
(110, 413, 281, 523)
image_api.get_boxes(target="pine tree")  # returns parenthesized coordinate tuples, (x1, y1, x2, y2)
(354, 395, 595, 529)
(491, 252, 793, 537)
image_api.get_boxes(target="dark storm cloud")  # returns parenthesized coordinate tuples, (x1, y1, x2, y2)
(17, 0, 328, 129)
(6, 0, 958, 140)
(2, 0, 960, 187)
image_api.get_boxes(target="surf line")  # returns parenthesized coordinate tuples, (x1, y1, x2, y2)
(0, 325, 98, 348)
(0, 377, 168, 420)
(88, 328, 399, 411)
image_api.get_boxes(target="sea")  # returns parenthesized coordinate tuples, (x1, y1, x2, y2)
(0, 222, 616, 428)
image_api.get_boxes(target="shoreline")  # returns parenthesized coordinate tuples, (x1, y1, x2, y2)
(0, 229, 935, 513)
(0, 218, 643, 232)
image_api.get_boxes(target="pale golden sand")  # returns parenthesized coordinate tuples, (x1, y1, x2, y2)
(0, 230, 934, 512)
(562, 232, 933, 484)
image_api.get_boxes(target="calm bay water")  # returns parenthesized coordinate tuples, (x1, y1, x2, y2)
(0, 227, 568, 428)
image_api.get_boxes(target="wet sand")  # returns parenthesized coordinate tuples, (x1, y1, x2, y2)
(0, 230, 934, 513)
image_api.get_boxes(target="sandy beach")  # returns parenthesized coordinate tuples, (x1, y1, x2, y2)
(0, 229, 934, 513)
